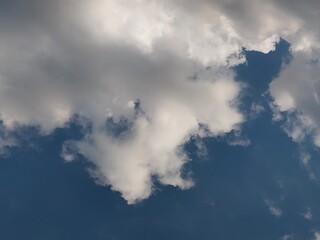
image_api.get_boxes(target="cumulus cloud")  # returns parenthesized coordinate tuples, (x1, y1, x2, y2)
(1, 0, 320, 203)
(0, 0, 245, 203)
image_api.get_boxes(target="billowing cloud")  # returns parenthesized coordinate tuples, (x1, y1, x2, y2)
(1, 0, 320, 203)
(0, 0, 245, 203)
(0, 125, 16, 154)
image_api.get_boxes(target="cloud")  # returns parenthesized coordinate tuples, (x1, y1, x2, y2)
(270, 49, 320, 147)
(0, 0, 245, 203)
(281, 234, 293, 240)
(267, 0, 320, 148)
(302, 207, 312, 220)
(1, 0, 320, 203)
(265, 199, 282, 217)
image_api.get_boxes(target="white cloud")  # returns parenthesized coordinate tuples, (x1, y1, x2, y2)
(270, 49, 320, 147)
(303, 207, 312, 220)
(300, 151, 311, 166)
(281, 234, 293, 240)
(268, 205, 282, 217)
(265, 199, 282, 217)
(1, 0, 320, 203)
(267, 0, 320, 148)
(0, 0, 246, 203)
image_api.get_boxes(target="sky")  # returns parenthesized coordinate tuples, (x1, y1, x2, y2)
(1, 1, 320, 239)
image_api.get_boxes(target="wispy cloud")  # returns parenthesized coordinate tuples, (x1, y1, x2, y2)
(302, 207, 313, 220)
(265, 199, 282, 217)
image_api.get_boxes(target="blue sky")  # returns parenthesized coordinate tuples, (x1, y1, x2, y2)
(1, 1, 320, 240)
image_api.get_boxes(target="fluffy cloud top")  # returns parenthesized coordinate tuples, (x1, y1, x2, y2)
(1, 0, 320, 203)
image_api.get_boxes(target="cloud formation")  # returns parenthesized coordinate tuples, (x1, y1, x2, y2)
(265, 199, 283, 218)
(1, 0, 320, 203)
(270, 49, 320, 147)
(266, 1, 320, 148)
